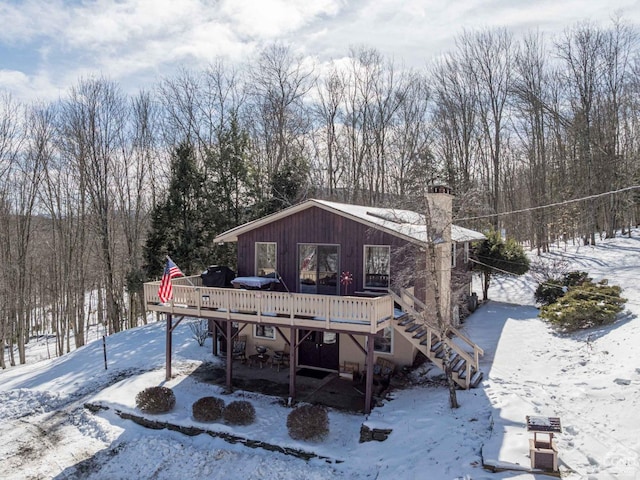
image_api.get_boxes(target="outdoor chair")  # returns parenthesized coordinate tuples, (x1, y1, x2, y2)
(271, 344, 290, 372)
(231, 335, 247, 363)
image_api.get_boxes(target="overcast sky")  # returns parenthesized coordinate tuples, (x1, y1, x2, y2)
(1, 0, 639, 103)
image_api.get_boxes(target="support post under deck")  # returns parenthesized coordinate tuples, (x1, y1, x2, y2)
(289, 326, 297, 401)
(226, 320, 233, 391)
(165, 314, 172, 381)
(364, 333, 375, 414)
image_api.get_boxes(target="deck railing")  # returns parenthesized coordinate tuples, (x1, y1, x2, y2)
(144, 276, 393, 334)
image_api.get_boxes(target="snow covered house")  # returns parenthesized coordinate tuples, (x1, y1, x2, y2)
(144, 186, 485, 413)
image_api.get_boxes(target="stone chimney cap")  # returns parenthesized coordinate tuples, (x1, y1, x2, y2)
(428, 185, 453, 195)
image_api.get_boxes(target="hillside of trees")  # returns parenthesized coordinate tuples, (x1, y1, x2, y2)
(1, 19, 639, 367)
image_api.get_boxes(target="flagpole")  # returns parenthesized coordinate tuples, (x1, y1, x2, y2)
(166, 255, 195, 286)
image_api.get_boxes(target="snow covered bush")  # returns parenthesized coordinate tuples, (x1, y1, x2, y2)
(539, 280, 625, 332)
(534, 271, 592, 306)
(286, 404, 329, 441)
(135, 386, 176, 414)
(192, 396, 225, 422)
(222, 400, 255, 425)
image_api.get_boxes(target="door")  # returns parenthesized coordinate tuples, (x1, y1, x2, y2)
(297, 330, 340, 370)
(298, 244, 340, 295)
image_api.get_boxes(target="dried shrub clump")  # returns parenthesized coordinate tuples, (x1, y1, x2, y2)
(286, 404, 329, 441)
(135, 386, 176, 414)
(223, 400, 255, 425)
(192, 396, 225, 422)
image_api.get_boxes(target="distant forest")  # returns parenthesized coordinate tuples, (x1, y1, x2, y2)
(1, 19, 639, 366)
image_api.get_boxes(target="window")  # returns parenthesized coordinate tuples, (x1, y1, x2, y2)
(298, 244, 340, 295)
(256, 242, 277, 276)
(451, 243, 457, 268)
(254, 324, 275, 340)
(373, 325, 393, 354)
(364, 245, 390, 289)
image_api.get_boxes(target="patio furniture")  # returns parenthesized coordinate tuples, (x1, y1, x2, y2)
(231, 335, 247, 363)
(231, 276, 280, 290)
(249, 353, 270, 368)
(271, 344, 290, 372)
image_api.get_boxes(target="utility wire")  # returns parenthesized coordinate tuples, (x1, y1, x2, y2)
(470, 257, 639, 306)
(456, 185, 640, 222)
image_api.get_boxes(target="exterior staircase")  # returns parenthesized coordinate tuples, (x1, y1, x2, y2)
(389, 290, 484, 389)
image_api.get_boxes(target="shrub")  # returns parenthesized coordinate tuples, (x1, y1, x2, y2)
(286, 404, 329, 441)
(189, 319, 209, 347)
(534, 279, 565, 306)
(135, 386, 176, 414)
(535, 271, 593, 306)
(192, 396, 225, 422)
(563, 271, 591, 287)
(539, 281, 625, 332)
(223, 400, 255, 425)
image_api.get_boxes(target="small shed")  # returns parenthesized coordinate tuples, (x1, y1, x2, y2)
(526, 415, 562, 472)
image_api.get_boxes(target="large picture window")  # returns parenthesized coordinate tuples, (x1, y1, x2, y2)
(298, 244, 340, 295)
(256, 242, 277, 276)
(364, 245, 390, 289)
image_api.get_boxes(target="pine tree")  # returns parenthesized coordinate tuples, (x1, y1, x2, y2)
(144, 142, 211, 277)
(473, 230, 530, 300)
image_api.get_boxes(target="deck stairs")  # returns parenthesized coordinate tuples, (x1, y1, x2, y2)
(389, 290, 484, 389)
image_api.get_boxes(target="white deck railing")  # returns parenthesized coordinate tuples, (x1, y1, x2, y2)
(144, 276, 393, 334)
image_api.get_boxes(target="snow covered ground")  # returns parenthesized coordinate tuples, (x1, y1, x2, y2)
(1, 230, 639, 479)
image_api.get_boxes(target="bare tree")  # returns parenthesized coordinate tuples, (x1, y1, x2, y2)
(459, 28, 514, 229)
(59, 77, 128, 334)
(0, 93, 23, 367)
(247, 43, 314, 208)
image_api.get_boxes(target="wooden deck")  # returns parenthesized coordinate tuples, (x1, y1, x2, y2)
(143, 276, 394, 334)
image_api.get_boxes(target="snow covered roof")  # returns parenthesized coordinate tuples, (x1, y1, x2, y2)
(214, 199, 485, 245)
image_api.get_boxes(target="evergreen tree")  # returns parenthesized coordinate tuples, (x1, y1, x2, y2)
(144, 142, 212, 278)
(473, 230, 530, 300)
(203, 116, 249, 269)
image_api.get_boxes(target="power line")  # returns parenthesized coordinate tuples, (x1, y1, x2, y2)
(470, 258, 638, 306)
(456, 185, 640, 222)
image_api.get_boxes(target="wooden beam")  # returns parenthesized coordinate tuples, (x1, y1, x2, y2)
(165, 314, 172, 381)
(232, 323, 247, 340)
(226, 319, 232, 391)
(364, 334, 375, 414)
(289, 326, 297, 401)
(347, 333, 367, 355)
(212, 321, 218, 356)
(275, 326, 290, 345)
(168, 315, 184, 333)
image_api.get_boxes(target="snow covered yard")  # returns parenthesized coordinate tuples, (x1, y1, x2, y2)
(1, 230, 639, 479)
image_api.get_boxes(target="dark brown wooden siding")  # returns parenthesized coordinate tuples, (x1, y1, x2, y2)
(236, 206, 423, 296)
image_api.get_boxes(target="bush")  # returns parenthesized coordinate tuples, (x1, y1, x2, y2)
(286, 404, 329, 441)
(135, 386, 176, 414)
(563, 271, 591, 287)
(192, 396, 225, 422)
(539, 281, 625, 332)
(223, 400, 255, 425)
(534, 279, 565, 306)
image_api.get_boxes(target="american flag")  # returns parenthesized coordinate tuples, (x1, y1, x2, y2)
(158, 257, 184, 303)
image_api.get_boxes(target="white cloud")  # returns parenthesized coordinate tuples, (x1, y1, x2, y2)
(219, 0, 342, 38)
(0, 1, 68, 43)
(0, 69, 61, 104)
(1, 0, 640, 103)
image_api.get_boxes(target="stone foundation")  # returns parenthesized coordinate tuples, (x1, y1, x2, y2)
(359, 424, 393, 442)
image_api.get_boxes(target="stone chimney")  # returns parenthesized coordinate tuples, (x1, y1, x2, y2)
(425, 185, 454, 326)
